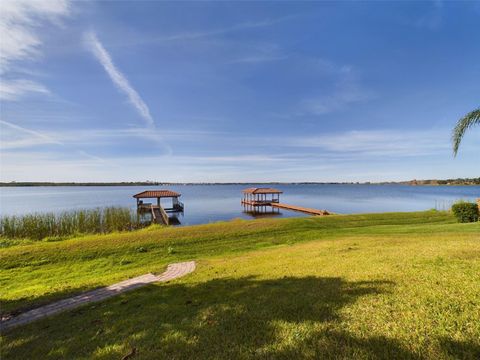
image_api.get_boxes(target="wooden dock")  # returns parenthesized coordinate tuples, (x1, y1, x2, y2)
(134, 189, 184, 226)
(241, 200, 329, 216)
(271, 202, 329, 216)
(241, 187, 330, 217)
(149, 205, 170, 225)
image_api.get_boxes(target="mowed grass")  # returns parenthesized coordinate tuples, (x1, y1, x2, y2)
(1, 211, 480, 359)
(0, 211, 465, 314)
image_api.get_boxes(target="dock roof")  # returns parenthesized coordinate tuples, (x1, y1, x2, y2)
(242, 187, 283, 194)
(133, 190, 181, 199)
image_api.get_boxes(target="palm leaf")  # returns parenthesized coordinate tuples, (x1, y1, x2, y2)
(452, 108, 480, 156)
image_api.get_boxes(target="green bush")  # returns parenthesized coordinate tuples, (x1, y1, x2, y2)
(451, 201, 479, 223)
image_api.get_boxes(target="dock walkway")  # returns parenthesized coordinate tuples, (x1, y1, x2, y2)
(271, 202, 329, 216)
(149, 205, 169, 225)
(241, 200, 329, 216)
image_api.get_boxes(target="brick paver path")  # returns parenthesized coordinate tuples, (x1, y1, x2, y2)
(1, 261, 196, 332)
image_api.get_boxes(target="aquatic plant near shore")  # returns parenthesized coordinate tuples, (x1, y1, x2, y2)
(0, 207, 143, 241)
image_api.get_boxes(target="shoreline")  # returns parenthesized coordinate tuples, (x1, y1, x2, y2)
(1, 180, 479, 187)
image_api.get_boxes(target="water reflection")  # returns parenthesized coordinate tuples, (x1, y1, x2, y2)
(243, 204, 282, 219)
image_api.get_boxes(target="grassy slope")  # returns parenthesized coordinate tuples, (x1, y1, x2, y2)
(1, 211, 480, 359)
(0, 211, 466, 314)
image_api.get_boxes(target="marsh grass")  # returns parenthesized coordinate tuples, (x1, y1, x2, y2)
(0, 207, 143, 241)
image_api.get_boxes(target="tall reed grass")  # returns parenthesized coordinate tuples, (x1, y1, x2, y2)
(0, 207, 143, 241)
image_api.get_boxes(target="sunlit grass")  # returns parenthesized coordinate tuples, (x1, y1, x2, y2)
(1, 210, 479, 359)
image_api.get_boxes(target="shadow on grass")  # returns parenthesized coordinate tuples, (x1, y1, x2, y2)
(1, 285, 106, 319)
(439, 338, 480, 360)
(3, 275, 467, 359)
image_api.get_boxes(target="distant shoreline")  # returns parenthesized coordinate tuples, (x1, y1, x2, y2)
(1, 179, 479, 187)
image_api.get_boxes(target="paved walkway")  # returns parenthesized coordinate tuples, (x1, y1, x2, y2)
(1, 261, 196, 332)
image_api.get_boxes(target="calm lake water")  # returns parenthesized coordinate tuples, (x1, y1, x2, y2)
(0, 185, 479, 226)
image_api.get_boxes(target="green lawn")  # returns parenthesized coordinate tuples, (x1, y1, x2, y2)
(1, 211, 479, 359)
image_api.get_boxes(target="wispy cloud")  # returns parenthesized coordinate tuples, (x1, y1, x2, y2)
(0, 0, 69, 101)
(0, 119, 106, 164)
(1, 121, 460, 160)
(227, 43, 287, 64)
(102, 16, 297, 50)
(228, 54, 287, 64)
(2, 126, 477, 182)
(0, 119, 62, 148)
(0, 79, 50, 101)
(284, 129, 451, 157)
(415, 0, 443, 30)
(84, 30, 154, 127)
(145, 17, 291, 44)
(300, 63, 375, 115)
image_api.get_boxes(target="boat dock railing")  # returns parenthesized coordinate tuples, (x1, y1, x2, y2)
(146, 204, 170, 225)
(158, 205, 170, 225)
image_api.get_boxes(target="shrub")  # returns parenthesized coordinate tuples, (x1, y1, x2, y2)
(451, 201, 479, 223)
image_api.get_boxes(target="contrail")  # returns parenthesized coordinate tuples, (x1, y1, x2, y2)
(0, 119, 62, 145)
(0, 119, 107, 162)
(84, 30, 154, 127)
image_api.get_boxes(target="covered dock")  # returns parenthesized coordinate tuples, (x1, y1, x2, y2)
(242, 187, 282, 206)
(133, 190, 184, 225)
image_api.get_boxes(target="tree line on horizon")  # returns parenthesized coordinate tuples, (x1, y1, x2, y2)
(1, 178, 479, 187)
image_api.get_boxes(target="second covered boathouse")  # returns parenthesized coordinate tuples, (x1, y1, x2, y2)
(242, 187, 283, 206)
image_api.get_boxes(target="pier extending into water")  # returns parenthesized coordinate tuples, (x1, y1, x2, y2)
(271, 202, 329, 215)
(241, 188, 330, 216)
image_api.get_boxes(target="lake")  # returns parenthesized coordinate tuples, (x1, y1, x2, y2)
(0, 185, 479, 226)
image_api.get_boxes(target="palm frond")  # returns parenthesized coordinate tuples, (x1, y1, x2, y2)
(452, 108, 480, 156)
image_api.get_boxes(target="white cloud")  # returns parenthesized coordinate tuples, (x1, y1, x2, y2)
(0, 119, 62, 149)
(0, 79, 50, 101)
(0, 0, 69, 100)
(285, 129, 451, 156)
(301, 64, 375, 115)
(228, 54, 287, 64)
(0, 119, 106, 164)
(2, 144, 477, 183)
(99, 16, 298, 51)
(415, 0, 443, 30)
(136, 17, 292, 45)
(1, 125, 478, 182)
(227, 43, 287, 64)
(1, 119, 464, 159)
(84, 30, 154, 127)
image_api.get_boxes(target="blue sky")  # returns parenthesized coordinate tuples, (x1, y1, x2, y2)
(1, 0, 479, 182)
